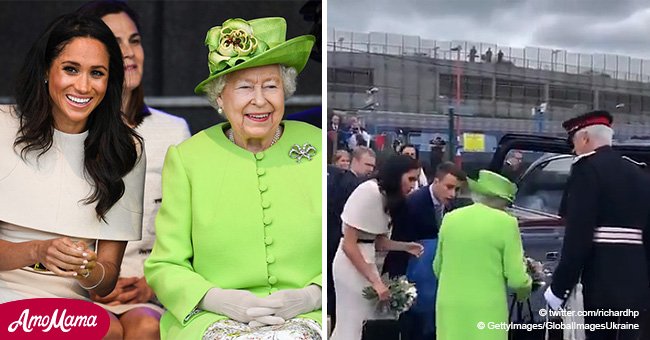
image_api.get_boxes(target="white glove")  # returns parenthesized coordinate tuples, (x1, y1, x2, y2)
(199, 288, 283, 323)
(247, 307, 285, 327)
(544, 287, 564, 310)
(265, 285, 321, 320)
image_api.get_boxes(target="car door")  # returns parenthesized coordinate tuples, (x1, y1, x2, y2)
(488, 133, 650, 321)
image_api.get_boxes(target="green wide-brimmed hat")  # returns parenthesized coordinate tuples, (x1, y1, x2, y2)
(467, 170, 518, 203)
(194, 17, 315, 94)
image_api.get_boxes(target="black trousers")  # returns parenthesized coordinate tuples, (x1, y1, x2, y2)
(398, 310, 436, 340)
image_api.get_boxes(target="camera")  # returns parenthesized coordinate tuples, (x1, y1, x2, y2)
(429, 137, 446, 146)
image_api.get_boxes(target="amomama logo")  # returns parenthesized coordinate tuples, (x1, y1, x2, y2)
(0, 298, 110, 339)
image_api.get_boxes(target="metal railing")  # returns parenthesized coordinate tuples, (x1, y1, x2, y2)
(328, 29, 650, 83)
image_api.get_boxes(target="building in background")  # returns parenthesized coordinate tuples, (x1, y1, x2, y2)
(328, 28, 650, 140)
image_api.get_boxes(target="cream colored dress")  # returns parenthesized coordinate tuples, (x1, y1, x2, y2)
(330, 179, 390, 340)
(0, 107, 144, 302)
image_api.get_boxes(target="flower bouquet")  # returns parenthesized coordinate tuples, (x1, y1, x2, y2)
(362, 274, 417, 318)
(525, 256, 548, 291)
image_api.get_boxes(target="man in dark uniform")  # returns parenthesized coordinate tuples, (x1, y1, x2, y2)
(326, 146, 376, 328)
(544, 110, 650, 339)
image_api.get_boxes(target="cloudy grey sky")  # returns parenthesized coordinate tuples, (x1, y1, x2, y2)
(328, 0, 650, 59)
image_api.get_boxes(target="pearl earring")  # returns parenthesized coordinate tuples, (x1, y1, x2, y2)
(217, 107, 223, 114)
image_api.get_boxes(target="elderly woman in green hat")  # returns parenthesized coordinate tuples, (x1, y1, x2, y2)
(144, 17, 321, 339)
(433, 170, 532, 340)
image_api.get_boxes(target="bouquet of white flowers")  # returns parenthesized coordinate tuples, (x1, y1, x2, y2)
(362, 274, 417, 317)
(525, 256, 548, 291)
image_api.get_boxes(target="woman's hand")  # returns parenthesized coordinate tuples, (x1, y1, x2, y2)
(122, 277, 155, 304)
(90, 277, 140, 305)
(516, 282, 533, 302)
(34, 238, 92, 277)
(72, 241, 98, 277)
(404, 242, 424, 257)
(200, 288, 284, 323)
(372, 281, 390, 301)
(265, 285, 321, 320)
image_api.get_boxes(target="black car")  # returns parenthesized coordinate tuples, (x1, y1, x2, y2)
(489, 134, 650, 323)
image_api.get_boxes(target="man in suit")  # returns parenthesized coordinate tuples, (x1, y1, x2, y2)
(328, 114, 341, 132)
(383, 161, 466, 340)
(545, 110, 650, 339)
(327, 146, 376, 327)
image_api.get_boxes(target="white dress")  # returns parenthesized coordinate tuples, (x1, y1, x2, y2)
(0, 106, 144, 302)
(96, 107, 190, 315)
(330, 179, 390, 340)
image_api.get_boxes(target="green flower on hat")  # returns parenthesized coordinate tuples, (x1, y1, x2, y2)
(205, 18, 269, 74)
(195, 17, 315, 94)
(468, 170, 518, 203)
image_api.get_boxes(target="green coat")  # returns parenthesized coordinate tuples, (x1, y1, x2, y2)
(144, 121, 322, 339)
(433, 203, 531, 340)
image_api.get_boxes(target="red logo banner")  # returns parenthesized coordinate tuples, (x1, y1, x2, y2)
(0, 298, 110, 339)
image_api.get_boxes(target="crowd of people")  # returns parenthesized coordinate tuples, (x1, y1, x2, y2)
(468, 46, 506, 64)
(327, 114, 373, 153)
(0, 1, 323, 339)
(327, 141, 533, 339)
(326, 110, 650, 340)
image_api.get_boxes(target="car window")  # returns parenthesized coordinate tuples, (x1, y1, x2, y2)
(514, 156, 574, 215)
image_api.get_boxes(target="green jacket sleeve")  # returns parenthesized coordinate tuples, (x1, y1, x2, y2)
(502, 216, 532, 291)
(144, 146, 216, 325)
(308, 273, 322, 287)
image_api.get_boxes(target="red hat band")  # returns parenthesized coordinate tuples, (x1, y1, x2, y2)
(568, 116, 612, 133)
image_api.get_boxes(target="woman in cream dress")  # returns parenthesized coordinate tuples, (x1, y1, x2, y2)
(330, 155, 425, 340)
(0, 14, 144, 304)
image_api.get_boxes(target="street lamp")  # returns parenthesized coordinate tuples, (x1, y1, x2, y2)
(432, 46, 440, 59)
(450, 45, 462, 61)
(439, 95, 456, 161)
(360, 86, 380, 110)
(551, 49, 561, 72)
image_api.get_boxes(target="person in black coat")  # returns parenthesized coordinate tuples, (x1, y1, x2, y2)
(545, 110, 650, 339)
(327, 146, 376, 327)
(383, 161, 466, 340)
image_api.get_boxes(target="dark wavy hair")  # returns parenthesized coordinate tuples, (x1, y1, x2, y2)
(13, 13, 142, 220)
(76, 0, 150, 126)
(375, 154, 420, 219)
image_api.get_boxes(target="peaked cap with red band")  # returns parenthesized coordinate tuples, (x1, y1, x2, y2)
(562, 110, 613, 139)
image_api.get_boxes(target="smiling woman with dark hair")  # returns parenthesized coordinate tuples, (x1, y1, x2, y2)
(0, 13, 144, 305)
(331, 154, 425, 340)
(76, 1, 192, 338)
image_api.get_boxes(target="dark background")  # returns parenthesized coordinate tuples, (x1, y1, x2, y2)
(0, 0, 322, 134)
